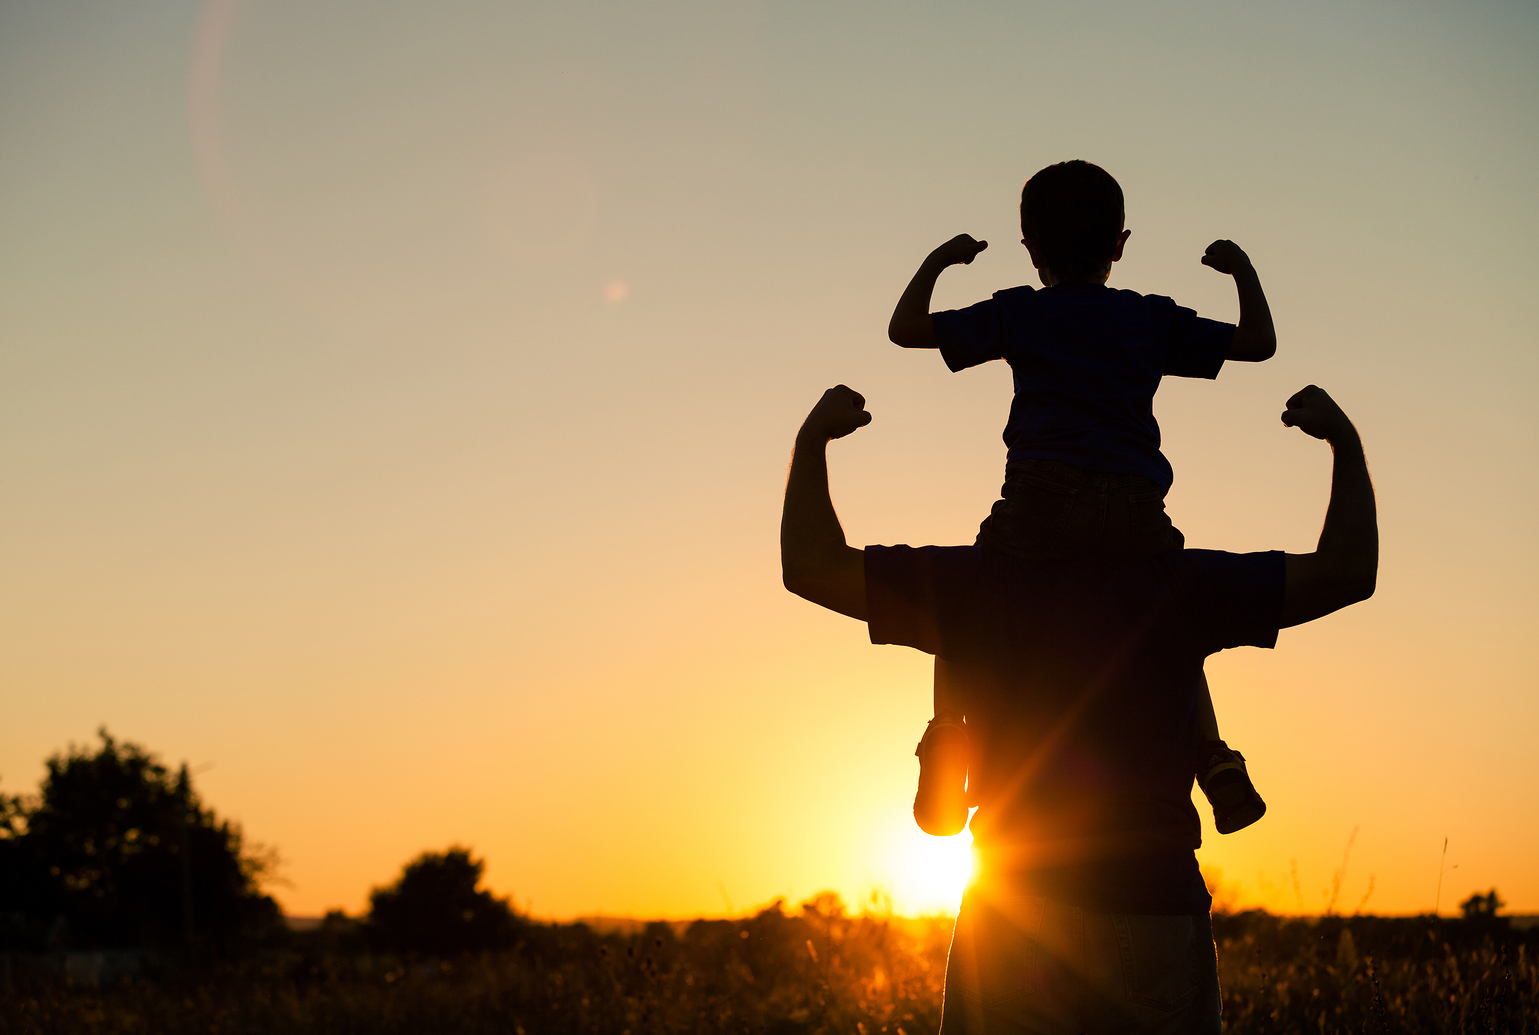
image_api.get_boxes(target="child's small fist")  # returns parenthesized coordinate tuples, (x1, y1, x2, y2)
(932, 234, 988, 267)
(1201, 239, 1252, 275)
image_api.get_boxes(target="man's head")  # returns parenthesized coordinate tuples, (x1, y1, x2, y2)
(1020, 160, 1129, 285)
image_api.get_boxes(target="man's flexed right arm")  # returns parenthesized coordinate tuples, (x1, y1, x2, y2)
(1280, 386, 1379, 628)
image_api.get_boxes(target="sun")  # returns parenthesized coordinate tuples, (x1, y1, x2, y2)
(879, 817, 975, 916)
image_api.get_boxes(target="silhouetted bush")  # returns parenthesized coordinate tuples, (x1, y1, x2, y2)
(0, 729, 280, 954)
(367, 847, 522, 955)
(1461, 888, 1506, 920)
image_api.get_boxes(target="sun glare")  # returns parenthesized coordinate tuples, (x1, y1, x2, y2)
(877, 818, 975, 916)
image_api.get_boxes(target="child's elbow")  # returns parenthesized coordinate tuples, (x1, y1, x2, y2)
(1229, 332, 1276, 363)
(889, 314, 936, 349)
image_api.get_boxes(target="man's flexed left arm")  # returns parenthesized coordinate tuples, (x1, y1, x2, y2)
(781, 385, 871, 620)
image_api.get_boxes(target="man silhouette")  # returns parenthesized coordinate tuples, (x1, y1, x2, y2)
(780, 383, 1376, 1034)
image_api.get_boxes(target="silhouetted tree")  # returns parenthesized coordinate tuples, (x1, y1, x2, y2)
(367, 846, 520, 955)
(1460, 889, 1506, 920)
(0, 784, 45, 947)
(0, 728, 279, 951)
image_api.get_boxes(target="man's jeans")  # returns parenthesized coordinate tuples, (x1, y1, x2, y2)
(940, 887, 1221, 1034)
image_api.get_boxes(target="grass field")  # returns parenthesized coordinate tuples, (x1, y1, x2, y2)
(3, 900, 1534, 1034)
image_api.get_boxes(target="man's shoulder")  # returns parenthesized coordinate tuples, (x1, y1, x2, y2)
(1006, 547, 1285, 603)
(865, 544, 989, 654)
(866, 543, 985, 572)
(1155, 549, 1287, 622)
(869, 543, 1283, 588)
(864, 544, 994, 605)
(1171, 546, 1284, 569)
(866, 546, 1286, 654)
(1155, 547, 1284, 583)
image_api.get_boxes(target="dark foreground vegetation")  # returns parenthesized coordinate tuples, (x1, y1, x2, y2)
(4, 900, 1536, 1035)
(5, 732, 1535, 1033)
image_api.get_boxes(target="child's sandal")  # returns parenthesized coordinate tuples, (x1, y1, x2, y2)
(1196, 739, 1267, 835)
(914, 719, 971, 837)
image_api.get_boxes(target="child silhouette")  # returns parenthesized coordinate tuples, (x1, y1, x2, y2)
(891, 160, 1275, 839)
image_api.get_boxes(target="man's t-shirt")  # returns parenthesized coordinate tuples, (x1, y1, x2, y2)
(931, 283, 1234, 489)
(866, 544, 1284, 914)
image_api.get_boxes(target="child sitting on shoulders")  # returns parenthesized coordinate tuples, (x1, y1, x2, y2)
(890, 159, 1275, 839)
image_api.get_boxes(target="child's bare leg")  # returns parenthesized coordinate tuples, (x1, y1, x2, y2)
(1194, 668, 1267, 834)
(934, 653, 965, 721)
(914, 656, 970, 836)
(1196, 670, 1221, 742)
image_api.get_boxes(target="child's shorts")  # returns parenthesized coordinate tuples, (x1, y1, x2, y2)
(975, 459, 1184, 561)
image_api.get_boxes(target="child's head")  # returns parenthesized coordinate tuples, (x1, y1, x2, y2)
(1020, 160, 1127, 284)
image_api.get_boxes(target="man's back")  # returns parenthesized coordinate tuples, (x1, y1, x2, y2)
(865, 543, 1285, 913)
(781, 382, 1375, 1033)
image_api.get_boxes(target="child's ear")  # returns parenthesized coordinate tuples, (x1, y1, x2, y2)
(1110, 229, 1132, 262)
(1022, 237, 1046, 270)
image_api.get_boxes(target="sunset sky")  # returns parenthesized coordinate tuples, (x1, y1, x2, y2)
(2, 0, 1535, 920)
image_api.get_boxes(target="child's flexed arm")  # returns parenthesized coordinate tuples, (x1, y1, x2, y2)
(888, 234, 988, 349)
(1202, 240, 1276, 362)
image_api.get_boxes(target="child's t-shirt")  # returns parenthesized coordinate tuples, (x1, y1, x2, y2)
(932, 283, 1234, 490)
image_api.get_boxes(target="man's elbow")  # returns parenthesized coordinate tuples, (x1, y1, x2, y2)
(781, 566, 844, 616)
(1283, 550, 1376, 627)
(782, 566, 815, 601)
(782, 547, 867, 619)
(1329, 560, 1377, 610)
(781, 552, 830, 603)
(1347, 565, 1377, 605)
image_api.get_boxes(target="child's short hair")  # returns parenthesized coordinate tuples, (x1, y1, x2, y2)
(1020, 161, 1125, 280)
